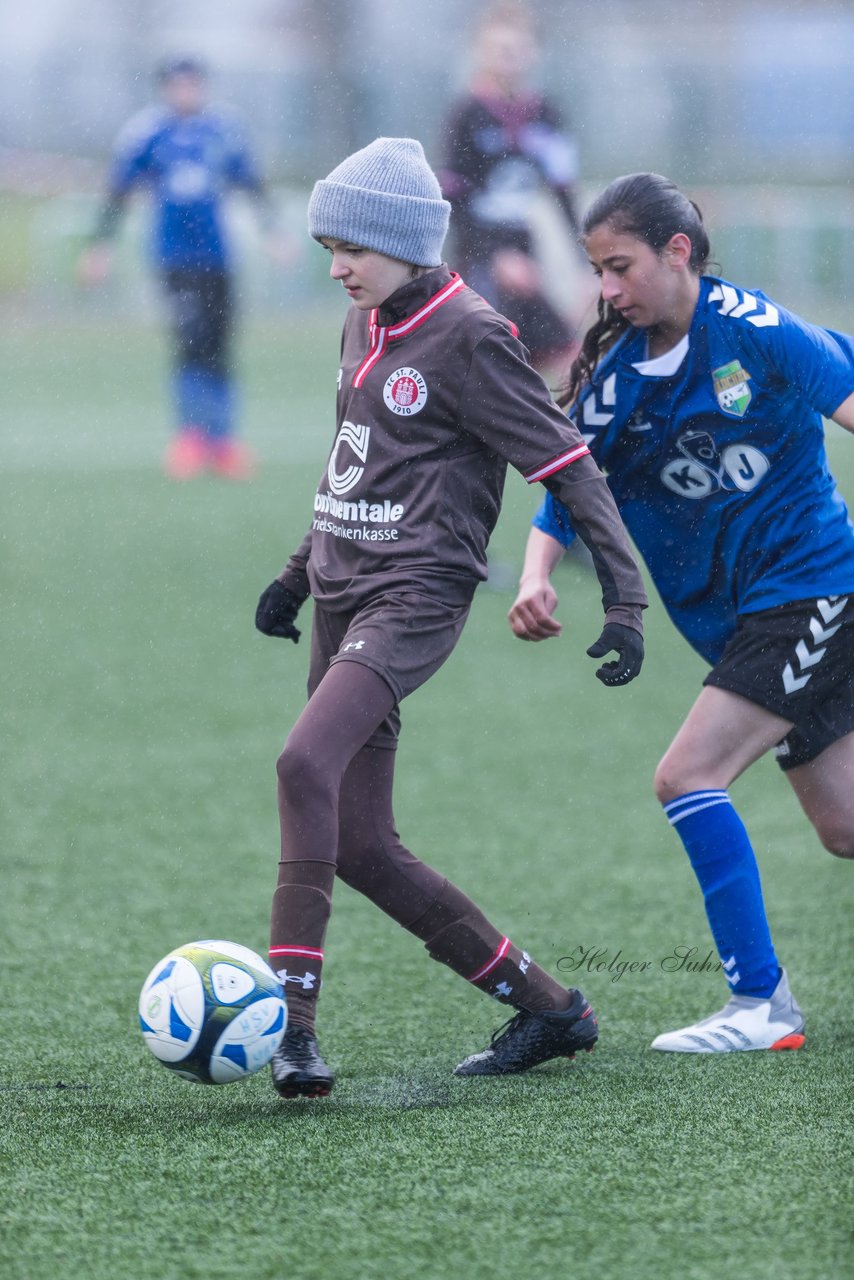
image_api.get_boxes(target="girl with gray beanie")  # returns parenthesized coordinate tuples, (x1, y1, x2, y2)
(255, 136, 647, 1097)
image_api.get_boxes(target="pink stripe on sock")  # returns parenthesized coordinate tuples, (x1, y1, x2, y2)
(467, 936, 511, 984)
(269, 945, 324, 960)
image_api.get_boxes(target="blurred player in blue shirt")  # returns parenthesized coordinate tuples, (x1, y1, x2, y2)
(511, 172, 854, 1054)
(80, 56, 284, 479)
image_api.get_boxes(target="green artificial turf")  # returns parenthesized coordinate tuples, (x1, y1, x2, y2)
(1, 314, 852, 1280)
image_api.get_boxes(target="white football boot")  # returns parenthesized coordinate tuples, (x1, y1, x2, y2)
(651, 969, 805, 1053)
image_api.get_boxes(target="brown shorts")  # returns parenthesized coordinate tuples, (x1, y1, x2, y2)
(308, 591, 471, 748)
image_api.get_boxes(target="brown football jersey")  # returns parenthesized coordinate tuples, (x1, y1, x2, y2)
(280, 266, 646, 624)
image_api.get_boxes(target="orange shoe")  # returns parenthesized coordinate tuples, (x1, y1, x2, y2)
(208, 438, 256, 481)
(163, 428, 209, 480)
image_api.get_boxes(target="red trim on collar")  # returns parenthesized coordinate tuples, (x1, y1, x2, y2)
(352, 273, 466, 388)
(385, 273, 466, 339)
(352, 317, 388, 389)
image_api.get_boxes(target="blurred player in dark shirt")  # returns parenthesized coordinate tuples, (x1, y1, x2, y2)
(438, 2, 586, 373)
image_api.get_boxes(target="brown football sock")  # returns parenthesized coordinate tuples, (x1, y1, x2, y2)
(269, 859, 336, 1031)
(408, 880, 572, 1015)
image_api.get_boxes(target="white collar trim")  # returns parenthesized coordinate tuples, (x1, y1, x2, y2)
(632, 333, 690, 377)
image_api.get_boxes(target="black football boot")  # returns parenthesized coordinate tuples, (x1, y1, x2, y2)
(271, 1025, 335, 1098)
(454, 989, 598, 1076)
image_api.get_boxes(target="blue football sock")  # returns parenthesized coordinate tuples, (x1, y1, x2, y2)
(175, 367, 234, 438)
(175, 365, 207, 431)
(663, 790, 780, 998)
(204, 372, 235, 440)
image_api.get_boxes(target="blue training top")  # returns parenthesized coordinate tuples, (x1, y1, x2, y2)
(106, 105, 263, 270)
(534, 275, 854, 664)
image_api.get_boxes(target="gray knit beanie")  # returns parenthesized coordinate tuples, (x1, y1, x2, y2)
(308, 137, 450, 267)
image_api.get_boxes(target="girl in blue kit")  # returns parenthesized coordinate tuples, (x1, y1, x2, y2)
(510, 172, 854, 1052)
(79, 57, 283, 479)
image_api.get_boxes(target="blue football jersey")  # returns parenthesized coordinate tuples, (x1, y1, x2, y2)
(534, 276, 854, 663)
(107, 105, 263, 268)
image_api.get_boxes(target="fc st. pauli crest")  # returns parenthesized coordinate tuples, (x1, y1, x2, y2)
(383, 367, 428, 416)
(713, 360, 752, 418)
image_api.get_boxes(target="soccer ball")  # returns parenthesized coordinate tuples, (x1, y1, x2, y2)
(138, 940, 287, 1085)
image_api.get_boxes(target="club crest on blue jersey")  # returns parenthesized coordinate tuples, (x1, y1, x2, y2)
(383, 367, 428, 416)
(713, 360, 752, 418)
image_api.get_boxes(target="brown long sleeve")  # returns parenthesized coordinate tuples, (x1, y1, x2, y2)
(544, 455, 647, 633)
(277, 530, 313, 601)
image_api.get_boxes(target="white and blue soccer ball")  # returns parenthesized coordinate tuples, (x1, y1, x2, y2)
(138, 940, 287, 1085)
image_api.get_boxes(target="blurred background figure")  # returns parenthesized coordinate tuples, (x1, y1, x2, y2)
(437, 1, 589, 375)
(77, 55, 289, 481)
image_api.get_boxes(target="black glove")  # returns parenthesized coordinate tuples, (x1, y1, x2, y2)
(255, 580, 305, 644)
(586, 623, 644, 687)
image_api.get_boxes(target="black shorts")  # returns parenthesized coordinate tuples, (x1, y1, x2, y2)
(308, 592, 471, 749)
(162, 268, 233, 375)
(704, 595, 854, 770)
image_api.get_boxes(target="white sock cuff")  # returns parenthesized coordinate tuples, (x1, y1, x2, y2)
(663, 789, 731, 826)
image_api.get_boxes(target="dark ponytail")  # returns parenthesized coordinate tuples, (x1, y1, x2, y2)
(559, 295, 626, 408)
(560, 173, 711, 408)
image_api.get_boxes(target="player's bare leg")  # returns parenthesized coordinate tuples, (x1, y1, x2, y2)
(784, 731, 854, 858)
(654, 686, 794, 799)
